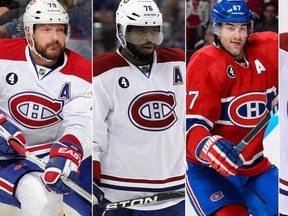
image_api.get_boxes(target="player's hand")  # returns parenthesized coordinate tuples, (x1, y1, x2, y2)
(43, 141, 83, 194)
(0, 114, 26, 158)
(200, 135, 243, 176)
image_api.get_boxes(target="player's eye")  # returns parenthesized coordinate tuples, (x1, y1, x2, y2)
(137, 30, 145, 34)
(240, 27, 248, 33)
(227, 26, 235, 32)
(41, 28, 51, 33)
(56, 28, 65, 34)
(151, 30, 160, 35)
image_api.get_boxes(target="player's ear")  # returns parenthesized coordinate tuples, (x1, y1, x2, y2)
(24, 26, 33, 47)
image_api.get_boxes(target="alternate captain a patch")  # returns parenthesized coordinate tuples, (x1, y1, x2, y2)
(59, 82, 71, 100)
(173, 66, 184, 85)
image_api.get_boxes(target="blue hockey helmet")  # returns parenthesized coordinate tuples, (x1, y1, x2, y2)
(211, 0, 253, 35)
(211, 0, 252, 23)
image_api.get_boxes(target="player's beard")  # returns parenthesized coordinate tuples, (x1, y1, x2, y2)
(34, 40, 65, 61)
(126, 42, 155, 62)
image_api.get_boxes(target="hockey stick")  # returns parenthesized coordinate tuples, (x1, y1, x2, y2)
(0, 124, 98, 205)
(100, 189, 185, 211)
(235, 98, 279, 153)
(7, 139, 98, 205)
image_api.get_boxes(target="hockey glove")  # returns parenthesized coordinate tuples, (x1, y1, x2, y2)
(200, 135, 244, 176)
(0, 114, 26, 158)
(43, 141, 83, 194)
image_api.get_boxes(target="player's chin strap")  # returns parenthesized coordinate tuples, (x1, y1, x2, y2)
(118, 35, 139, 60)
(123, 46, 139, 60)
(122, 40, 156, 61)
(214, 38, 229, 56)
(27, 36, 53, 63)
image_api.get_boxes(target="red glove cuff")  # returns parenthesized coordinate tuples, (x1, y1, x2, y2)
(50, 142, 83, 166)
(200, 135, 223, 160)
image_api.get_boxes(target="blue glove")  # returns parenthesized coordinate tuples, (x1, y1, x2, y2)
(0, 115, 26, 158)
(42, 141, 83, 194)
(200, 135, 244, 176)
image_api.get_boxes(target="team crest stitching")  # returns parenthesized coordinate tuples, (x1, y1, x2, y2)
(227, 65, 236, 78)
(210, 191, 224, 202)
(228, 92, 268, 128)
(128, 91, 178, 131)
(9, 92, 64, 129)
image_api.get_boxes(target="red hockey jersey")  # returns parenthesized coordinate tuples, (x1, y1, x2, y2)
(186, 31, 278, 176)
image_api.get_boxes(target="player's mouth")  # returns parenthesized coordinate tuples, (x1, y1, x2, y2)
(230, 41, 242, 48)
(48, 45, 61, 50)
(142, 43, 155, 51)
(47, 42, 62, 49)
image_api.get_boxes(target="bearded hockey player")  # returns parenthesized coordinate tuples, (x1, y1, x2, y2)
(93, 0, 185, 215)
(0, 0, 92, 215)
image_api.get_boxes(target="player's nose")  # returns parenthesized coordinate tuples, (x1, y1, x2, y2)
(143, 32, 154, 41)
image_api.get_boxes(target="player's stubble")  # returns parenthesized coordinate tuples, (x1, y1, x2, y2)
(126, 41, 155, 62)
(34, 40, 66, 61)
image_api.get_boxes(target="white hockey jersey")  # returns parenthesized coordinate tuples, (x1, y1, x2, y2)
(280, 47, 288, 215)
(0, 38, 92, 158)
(93, 48, 185, 210)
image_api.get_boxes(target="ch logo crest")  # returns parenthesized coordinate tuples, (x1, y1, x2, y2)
(9, 92, 63, 129)
(128, 91, 178, 131)
(228, 92, 268, 128)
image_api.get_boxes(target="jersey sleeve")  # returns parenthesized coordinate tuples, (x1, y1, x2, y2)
(92, 75, 109, 162)
(186, 49, 221, 163)
(61, 79, 92, 159)
(279, 48, 288, 214)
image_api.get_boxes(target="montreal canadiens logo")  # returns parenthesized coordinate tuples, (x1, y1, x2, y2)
(9, 92, 63, 129)
(228, 92, 268, 128)
(128, 91, 178, 131)
(210, 191, 224, 202)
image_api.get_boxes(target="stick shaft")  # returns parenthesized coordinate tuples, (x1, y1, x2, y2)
(8, 139, 97, 205)
(102, 190, 185, 211)
(235, 101, 278, 152)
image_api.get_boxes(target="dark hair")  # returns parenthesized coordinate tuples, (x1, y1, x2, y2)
(263, 2, 277, 11)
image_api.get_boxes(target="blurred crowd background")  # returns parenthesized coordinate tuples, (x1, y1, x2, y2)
(0, 0, 92, 60)
(186, 0, 278, 62)
(0, 0, 279, 61)
(93, 0, 278, 60)
(93, 0, 185, 56)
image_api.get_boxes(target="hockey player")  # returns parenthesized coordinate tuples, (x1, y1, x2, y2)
(93, 0, 185, 215)
(279, 32, 288, 215)
(186, 0, 278, 215)
(0, 0, 92, 215)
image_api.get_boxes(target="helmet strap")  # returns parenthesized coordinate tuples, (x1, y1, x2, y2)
(27, 35, 53, 63)
(123, 45, 139, 60)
